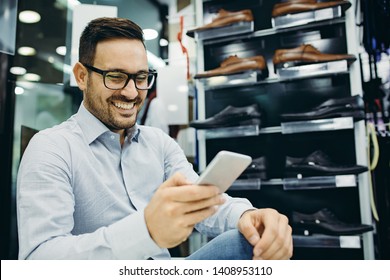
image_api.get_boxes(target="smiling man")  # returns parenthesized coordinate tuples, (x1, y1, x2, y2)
(16, 17, 292, 260)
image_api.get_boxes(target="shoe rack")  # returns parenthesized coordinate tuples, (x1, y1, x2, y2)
(189, 0, 375, 259)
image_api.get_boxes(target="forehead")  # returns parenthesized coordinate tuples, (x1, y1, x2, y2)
(94, 38, 148, 70)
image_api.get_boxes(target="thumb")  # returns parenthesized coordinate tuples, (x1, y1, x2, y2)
(238, 211, 261, 246)
(160, 172, 192, 189)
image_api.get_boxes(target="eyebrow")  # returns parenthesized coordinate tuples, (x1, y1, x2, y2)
(109, 68, 150, 74)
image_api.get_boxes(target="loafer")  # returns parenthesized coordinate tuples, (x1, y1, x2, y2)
(292, 208, 374, 235)
(190, 104, 262, 129)
(281, 95, 365, 121)
(239, 156, 268, 180)
(273, 44, 356, 68)
(194, 55, 267, 79)
(272, 0, 351, 17)
(187, 9, 253, 36)
(285, 150, 368, 176)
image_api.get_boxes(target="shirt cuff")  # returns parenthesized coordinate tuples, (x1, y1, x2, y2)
(228, 202, 256, 229)
(106, 209, 164, 259)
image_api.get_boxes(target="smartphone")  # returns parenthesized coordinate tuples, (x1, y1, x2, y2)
(196, 150, 252, 193)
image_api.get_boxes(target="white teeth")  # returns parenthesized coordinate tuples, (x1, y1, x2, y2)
(113, 102, 135, 110)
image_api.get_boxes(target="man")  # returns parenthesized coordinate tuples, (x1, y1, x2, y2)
(17, 17, 292, 260)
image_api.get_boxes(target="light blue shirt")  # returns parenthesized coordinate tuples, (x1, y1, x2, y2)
(17, 103, 253, 260)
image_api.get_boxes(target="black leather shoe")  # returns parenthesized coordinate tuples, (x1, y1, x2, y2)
(190, 104, 262, 129)
(292, 208, 374, 235)
(239, 156, 267, 180)
(281, 95, 365, 121)
(285, 150, 368, 176)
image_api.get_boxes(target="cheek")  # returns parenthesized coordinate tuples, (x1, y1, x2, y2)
(86, 80, 112, 102)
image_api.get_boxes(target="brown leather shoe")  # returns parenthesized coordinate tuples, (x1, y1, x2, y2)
(272, 0, 351, 17)
(273, 44, 356, 67)
(274, 0, 317, 8)
(189, 9, 253, 33)
(194, 55, 266, 79)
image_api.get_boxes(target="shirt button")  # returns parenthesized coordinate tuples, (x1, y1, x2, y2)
(110, 135, 115, 140)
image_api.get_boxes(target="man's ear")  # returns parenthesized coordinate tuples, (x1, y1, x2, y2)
(73, 62, 88, 91)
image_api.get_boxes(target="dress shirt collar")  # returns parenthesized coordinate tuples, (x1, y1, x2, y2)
(75, 102, 141, 144)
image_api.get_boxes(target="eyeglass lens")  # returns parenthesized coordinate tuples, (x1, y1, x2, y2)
(104, 71, 155, 90)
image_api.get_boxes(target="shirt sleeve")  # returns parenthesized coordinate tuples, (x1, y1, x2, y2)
(17, 133, 164, 260)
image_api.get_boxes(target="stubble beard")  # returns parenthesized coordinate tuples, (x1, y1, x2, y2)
(84, 82, 140, 131)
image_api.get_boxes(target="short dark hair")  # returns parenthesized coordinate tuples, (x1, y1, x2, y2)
(78, 17, 145, 65)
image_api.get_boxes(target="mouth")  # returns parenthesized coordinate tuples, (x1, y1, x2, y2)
(112, 101, 137, 112)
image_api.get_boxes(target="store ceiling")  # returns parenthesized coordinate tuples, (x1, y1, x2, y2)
(11, 0, 168, 85)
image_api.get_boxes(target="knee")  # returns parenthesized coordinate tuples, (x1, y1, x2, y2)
(219, 229, 253, 259)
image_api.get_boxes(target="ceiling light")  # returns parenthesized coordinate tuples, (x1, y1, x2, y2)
(19, 10, 41, 24)
(23, 73, 41, 82)
(56, 46, 66, 56)
(10, 66, 27, 75)
(15, 86, 25, 95)
(18, 46, 36, 56)
(143, 29, 158, 40)
(159, 38, 169, 47)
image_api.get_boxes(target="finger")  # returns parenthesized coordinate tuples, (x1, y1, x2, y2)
(238, 210, 261, 246)
(167, 184, 220, 203)
(182, 205, 219, 226)
(182, 194, 226, 214)
(160, 172, 192, 189)
(253, 214, 290, 259)
(267, 229, 293, 260)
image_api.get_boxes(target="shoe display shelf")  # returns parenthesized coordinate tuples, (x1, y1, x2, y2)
(196, 12, 346, 45)
(230, 178, 261, 191)
(229, 174, 357, 191)
(198, 69, 266, 90)
(197, 18, 349, 92)
(191, 0, 374, 259)
(272, 5, 345, 29)
(275, 59, 351, 79)
(200, 67, 350, 91)
(192, 21, 254, 41)
(293, 234, 361, 249)
(282, 174, 357, 190)
(199, 116, 356, 139)
(281, 116, 355, 134)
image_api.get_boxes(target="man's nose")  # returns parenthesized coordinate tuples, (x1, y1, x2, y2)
(120, 78, 139, 99)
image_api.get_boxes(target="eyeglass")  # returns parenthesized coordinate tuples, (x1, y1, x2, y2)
(83, 64, 157, 90)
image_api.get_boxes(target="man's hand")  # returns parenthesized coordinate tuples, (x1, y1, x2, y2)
(238, 208, 293, 260)
(144, 172, 225, 248)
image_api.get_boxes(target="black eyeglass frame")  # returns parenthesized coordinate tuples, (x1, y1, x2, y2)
(83, 64, 157, 90)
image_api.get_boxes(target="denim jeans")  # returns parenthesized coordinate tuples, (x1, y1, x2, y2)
(186, 229, 253, 260)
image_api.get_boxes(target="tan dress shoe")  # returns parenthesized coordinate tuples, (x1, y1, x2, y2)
(272, 0, 351, 17)
(273, 44, 356, 66)
(274, 0, 317, 8)
(189, 9, 253, 33)
(194, 55, 266, 79)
